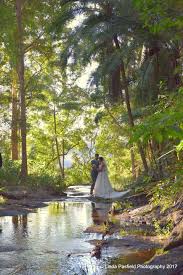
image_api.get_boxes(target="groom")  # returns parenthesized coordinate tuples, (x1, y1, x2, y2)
(90, 153, 99, 195)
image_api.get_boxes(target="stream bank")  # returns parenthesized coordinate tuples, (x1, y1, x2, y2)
(85, 189, 183, 274)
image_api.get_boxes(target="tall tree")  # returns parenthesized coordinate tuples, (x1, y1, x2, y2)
(53, 0, 149, 172)
(15, 0, 27, 180)
(53, 105, 64, 180)
(11, 69, 19, 160)
(113, 35, 148, 173)
(0, 1, 20, 161)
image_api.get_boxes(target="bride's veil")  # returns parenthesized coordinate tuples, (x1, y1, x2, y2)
(103, 159, 108, 174)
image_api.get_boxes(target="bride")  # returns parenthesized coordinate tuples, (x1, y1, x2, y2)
(93, 157, 130, 199)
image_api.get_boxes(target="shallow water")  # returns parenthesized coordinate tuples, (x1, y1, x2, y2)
(0, 201, 95, 274)
(0, 186, 156, 275)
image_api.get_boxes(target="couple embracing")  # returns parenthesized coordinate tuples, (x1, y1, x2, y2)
(90, 154, 129, 199)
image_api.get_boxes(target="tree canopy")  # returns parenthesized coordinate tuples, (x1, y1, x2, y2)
(0, 0, 182, 205)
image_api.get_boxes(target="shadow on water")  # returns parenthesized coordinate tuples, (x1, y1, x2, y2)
(0, 189, 157, 275)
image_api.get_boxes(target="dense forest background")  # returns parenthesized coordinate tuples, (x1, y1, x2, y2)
(0, 0, 182, 208)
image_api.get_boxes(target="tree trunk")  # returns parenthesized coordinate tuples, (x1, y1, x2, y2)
(113, 35, 149, 174)
(62, 139, 65, 181)
(11, 70, 19, 160)
(15, 0, 28, 180)
(53, 106, 63, 178)
(130, 147, 136, 179)
(103, 3, 121, 102)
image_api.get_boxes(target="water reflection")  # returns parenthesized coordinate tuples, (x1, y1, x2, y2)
(0, 200, 156, 275)
(91, 202, 112, 225)
(12, 215, 28, 228)
(48, 202, 66, 216)
(0, 202, 95, 275)
(12, 214, 28, 237)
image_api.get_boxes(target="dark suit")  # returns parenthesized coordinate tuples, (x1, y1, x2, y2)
(90, 159, 99, 194)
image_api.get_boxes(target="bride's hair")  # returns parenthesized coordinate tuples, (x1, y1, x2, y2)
(99, 157, 104, 161)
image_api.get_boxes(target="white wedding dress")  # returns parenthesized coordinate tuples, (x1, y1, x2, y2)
(93, 162, 130, 199)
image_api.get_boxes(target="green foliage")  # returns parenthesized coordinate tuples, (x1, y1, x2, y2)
(113, 200, 133, 211)
(0, 159, 21, 184)
(0, 159, 65, 191)
(26, 174, 65, 190)
(52, 0, 144, 100)
(131, 90, 183, 145)
(131, 175, 152, 193)
(153, 218, 173, 237)
(120, 226, 155, 237)
(0, 195, 6, 204)
(176, 140, 183, 154)
(134, 0, 183, 37)
(151, 177, 183, 212)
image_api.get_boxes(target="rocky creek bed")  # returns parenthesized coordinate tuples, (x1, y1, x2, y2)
(0, 185, 183, 274)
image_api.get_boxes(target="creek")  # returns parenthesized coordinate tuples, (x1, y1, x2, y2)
(0, 186, 157, 275)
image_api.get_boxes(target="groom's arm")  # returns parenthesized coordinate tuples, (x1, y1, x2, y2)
(91, 160, 97, 170)
(92, 164, 97, 170)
